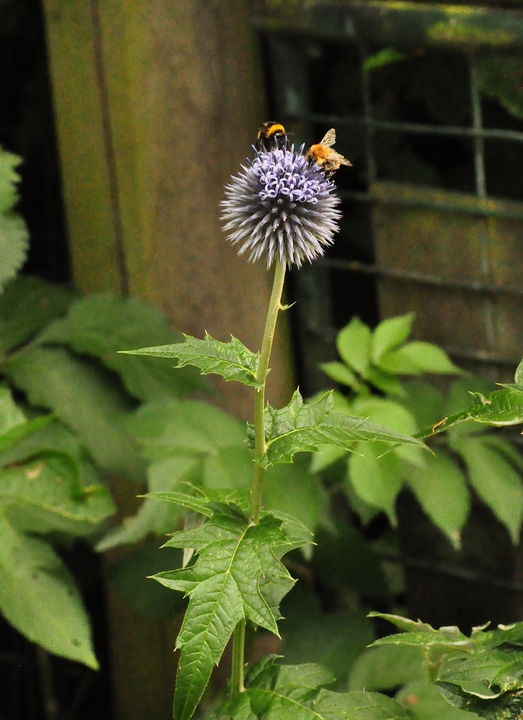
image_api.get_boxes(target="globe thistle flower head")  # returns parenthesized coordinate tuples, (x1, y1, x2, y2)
(221, 144, 342, 269)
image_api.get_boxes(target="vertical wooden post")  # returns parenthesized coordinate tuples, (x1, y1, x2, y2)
(43, 2, 294, 718)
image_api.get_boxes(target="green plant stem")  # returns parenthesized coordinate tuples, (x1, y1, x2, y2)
(231, 618, 246, 697)
(230, 261, 286, 701)
(250, 259, 286, 524)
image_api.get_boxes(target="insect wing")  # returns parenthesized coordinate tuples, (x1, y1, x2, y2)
(320, 128, 336, 147)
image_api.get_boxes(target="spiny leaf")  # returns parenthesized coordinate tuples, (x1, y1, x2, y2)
(416, 387, 523, 439)
(256, 390, 426, 468)
(369, 613, 473, 652)
(152, 508, 310, 720)
(119, 332, 261, 388)
(216, 656, 409, 719)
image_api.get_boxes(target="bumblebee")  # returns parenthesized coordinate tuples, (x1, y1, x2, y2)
(305, 128, 352, 177)
(255, 121, 287, 151)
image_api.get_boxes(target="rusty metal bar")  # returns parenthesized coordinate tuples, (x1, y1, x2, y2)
(252, 1, 523, 52)
(318, 257, 523, 298)
(338, 189, 523, 222)
(293, 111, 523, 144)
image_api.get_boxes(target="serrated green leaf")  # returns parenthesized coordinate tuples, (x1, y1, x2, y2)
(369, 613, 472, 652)
(416, 387, 523, 439)
(336, 318, 372, 377)
(0, 454, 115, 536)
(348, 442, 403, 524)
(217, 656, 410, 720)
(120, 332, 260, 388)
(372, 313, 415, 364)
(3, 346, 144, 479)
(38, 294, 204, 401)
(453, 436, 523, 543)
(406, 452, 470, 550)
(153, 510, 306, 720)
(0, 214, 29, 293)
(0, 147, 22, 214)
(440, 649, 523, 695)
(0, 509, 98, 667)
(320, 362, 359, 390)
(260, 391, 425, 468)
(0, 275, 74, 358)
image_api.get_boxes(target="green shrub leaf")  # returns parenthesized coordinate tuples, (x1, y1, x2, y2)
(120, 332, 260, 388)
(453, 436, 523, 542)
(320, 361, 359, 390)
(0, 509, 98, 668)
(336, 318, 372, 377)
(348, 442, 403, 524)
(372, 313, 415, 364)
(406, 452, 470, 550)
(0, 454, 115, 536)
(380, 342, 459, 376)
(3, 347, 144, 479)
(0, 276, 73, 358)
(38, 294, 204, 401)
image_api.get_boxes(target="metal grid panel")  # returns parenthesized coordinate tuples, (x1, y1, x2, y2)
(253, 0, 523, 393)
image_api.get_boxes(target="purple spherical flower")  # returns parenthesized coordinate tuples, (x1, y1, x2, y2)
(220, 146, 342, 269)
